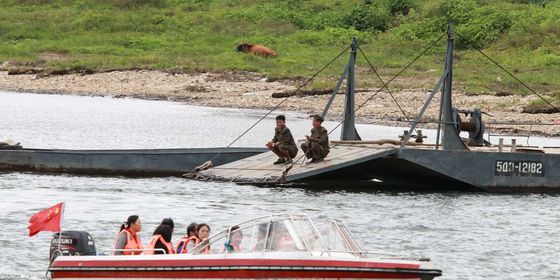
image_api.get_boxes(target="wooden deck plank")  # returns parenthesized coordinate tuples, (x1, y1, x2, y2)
(198, 144, 397, 183)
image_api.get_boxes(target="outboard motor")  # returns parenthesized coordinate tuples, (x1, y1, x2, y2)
(49, 231, 96, 260)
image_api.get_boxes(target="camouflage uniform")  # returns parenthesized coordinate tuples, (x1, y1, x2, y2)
(271, 126, 298, 159)
(301, 126, 329, 160)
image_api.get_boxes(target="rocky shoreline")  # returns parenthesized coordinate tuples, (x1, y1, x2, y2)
(1, 70, 558, 137)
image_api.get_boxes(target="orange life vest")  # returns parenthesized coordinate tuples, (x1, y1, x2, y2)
(144, 234, 175, 255)
(113, 229, 143, 255)
(176, 235, 200, 254)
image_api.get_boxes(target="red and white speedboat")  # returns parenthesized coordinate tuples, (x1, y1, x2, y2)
(48, 214, 442, 279)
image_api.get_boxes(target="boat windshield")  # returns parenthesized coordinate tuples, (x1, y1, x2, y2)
(188, 213, 365, 256)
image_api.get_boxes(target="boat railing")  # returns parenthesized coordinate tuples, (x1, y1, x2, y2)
(186, 213, 374, 257)
(318, 249, 430, 261)
(187, 213, 319, 255)
(322, 217, 368, 257)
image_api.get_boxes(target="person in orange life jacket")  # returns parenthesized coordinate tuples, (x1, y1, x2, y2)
(220, 225, 243, 253)
(194, 223, 211, 254)
(176, 222, 198, 254)
(113, 215, 143, 255)
(145, 224, 174, 254)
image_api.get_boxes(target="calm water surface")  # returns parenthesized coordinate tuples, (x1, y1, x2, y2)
(0, 91, 559, 280)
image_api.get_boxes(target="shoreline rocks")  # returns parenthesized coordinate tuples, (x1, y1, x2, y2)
(0, 70, 558, 137)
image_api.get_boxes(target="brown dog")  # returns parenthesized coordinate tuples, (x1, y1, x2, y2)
(235, 42, 277, 57)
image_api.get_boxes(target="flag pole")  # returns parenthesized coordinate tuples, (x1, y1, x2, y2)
(57, 202, 65, 255)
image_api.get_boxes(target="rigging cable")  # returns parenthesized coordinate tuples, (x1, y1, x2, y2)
(454, 31, 558, 111)
(293, 33, 446, 168)
(358, 46, 420, 135)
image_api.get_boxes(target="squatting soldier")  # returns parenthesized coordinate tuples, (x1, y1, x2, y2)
(266, 115, 298, 165)
(301, 115, 329, 163)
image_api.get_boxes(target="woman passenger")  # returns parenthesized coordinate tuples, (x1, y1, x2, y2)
(113, 215, 143, 255)
(176, 222, 199, 254)
(195, 223, 211, 254)
(145, 224, 175, 254)
(220, 226, 243, 253)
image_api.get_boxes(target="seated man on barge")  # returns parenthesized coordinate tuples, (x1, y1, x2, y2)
(266, 115, 298, 165)
(301, 115, 329, 163)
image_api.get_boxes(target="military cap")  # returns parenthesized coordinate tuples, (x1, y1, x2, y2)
(311, 114, 324, 122)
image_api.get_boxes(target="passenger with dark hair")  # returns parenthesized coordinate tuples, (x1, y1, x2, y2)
(176, 222, 199, 254)
(112, 215, 143, 256)
(220, 225, 243, 253)
(266, 115, 298, 165)
(195, 223, 211, 254)
(145, 224, 175, 255)
(160, 218, 174, 232)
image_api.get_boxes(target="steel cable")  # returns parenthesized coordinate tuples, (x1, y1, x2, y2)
(293, 33, 447, 168)
(358, 46, 419, 135)
(454, 31, 558, 110)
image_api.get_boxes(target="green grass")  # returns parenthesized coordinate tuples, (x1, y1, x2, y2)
(0, 0, 559, 108)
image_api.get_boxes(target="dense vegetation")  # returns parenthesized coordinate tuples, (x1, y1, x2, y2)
(1, 0, 559, 109)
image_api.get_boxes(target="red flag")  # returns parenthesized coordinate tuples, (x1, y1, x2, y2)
(28, 202, 64, 237)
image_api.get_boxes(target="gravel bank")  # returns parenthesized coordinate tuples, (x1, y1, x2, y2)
(1, 70, 558, 137)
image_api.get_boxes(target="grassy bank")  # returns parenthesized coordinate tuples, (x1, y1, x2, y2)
(1, 0, 559, 111)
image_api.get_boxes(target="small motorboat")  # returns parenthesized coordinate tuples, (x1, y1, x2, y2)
(48, 213, 442, 279)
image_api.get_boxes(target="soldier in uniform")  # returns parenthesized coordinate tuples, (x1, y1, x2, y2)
(266, 115, 298, 164)
(301, 115, 329, 163)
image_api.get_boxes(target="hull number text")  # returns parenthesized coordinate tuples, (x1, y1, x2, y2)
(495, 160, 544, 177)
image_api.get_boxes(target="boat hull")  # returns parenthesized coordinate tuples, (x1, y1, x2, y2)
(50, 256, 442, 280)
(0, 147, 266, 177)
(308, 148, 560, 192)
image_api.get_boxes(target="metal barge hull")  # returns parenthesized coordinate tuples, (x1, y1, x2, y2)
(0, 147, 266, 176)
(312, 146, 560, 192)
(193, 144, 560, 192)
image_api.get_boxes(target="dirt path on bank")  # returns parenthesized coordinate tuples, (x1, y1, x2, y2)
(0, 70, 558, 137)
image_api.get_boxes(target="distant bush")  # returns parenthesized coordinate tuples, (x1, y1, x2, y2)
(393, 0, 512, 49)
(342, 3, 391, 32)
(437, 0, 477, 24)
(454, 7, 512, 49)
(387, 0, 414, 15)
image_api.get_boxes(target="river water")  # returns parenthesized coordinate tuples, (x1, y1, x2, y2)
(0, 91, 559, 280)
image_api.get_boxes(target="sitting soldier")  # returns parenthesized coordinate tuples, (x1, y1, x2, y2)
(301, 115, 330, 163)
(266, 115, 298, 165)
